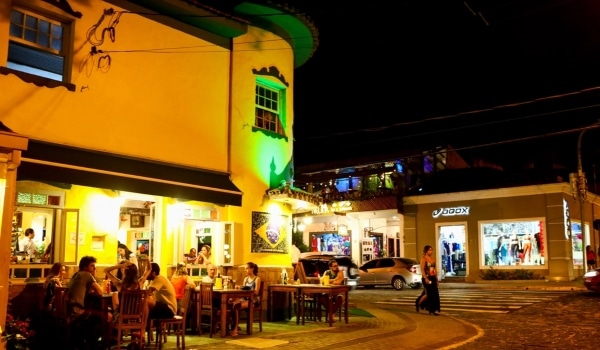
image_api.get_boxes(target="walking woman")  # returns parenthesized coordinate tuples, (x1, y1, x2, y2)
(415, 245, 440, 315)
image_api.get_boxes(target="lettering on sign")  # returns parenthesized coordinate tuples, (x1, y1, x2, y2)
(432, 206, 470, 218)
(312, 201, 353, 215)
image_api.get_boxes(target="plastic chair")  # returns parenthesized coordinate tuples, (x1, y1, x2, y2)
(109, 289, 149, 349)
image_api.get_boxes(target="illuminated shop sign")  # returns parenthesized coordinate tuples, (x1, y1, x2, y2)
(563, 198, 571, 239)
(432, 206, 470, 218)
(312, 201, 353, 215)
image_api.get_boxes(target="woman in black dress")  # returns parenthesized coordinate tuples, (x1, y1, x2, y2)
(415, 244, 441, 315)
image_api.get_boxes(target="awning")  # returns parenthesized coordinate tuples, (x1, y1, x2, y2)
(17, 140, 242, 206)
(265, 182, 321, 212)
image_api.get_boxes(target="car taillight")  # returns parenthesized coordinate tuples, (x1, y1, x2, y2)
(409, 265, 418, 273)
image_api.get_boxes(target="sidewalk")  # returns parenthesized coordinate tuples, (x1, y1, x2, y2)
(156, 307, 477, 350)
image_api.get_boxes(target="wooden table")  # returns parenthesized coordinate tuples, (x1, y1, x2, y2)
(268, 284, 351, 327)
(212, 288, 255, 337)
(301, 284, 351, 326)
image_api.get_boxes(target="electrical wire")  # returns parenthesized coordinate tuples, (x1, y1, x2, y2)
(86, 9, 126, 46)
(300, 86, 600, 141)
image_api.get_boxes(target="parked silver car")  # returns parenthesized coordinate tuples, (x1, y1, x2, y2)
(359, 257, 422, 290)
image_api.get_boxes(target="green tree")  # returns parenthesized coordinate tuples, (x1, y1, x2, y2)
(292, 230, 309, 252)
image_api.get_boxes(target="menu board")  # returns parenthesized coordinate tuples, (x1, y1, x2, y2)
(362, 239, 374, 263)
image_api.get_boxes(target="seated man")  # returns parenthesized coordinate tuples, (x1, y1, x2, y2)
(201, 263, 217, 283)
(67, 256, 106, 349)
(147, 262, 178, 321)
(318, 260, 345, 323)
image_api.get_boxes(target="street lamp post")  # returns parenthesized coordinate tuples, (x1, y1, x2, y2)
(572, 121, 600, 274)
(575, 129, 588, 273)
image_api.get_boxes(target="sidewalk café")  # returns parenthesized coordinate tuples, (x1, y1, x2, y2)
(6, 179, 340, 347)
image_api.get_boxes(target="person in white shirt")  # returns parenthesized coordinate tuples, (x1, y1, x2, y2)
(202, 264, 217, 283)
(19, 228, 37, 256)
(291, 241, 301, 279)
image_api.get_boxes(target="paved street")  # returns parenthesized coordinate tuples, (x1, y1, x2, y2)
(355, 284, 600, 350)
(373, 288, 574, 314)
(449, 291, 600, 349)
(151, 282, 599, 350)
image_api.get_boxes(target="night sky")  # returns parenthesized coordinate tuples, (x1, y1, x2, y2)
(292, 0, 600, 171)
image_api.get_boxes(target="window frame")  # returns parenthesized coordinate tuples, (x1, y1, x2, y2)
(253, 77, 287, 140)
(2, 1, 76, 90)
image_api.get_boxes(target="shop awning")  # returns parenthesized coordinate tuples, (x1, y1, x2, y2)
(17, 140, 242, 206)
(266, 182, 321, 212)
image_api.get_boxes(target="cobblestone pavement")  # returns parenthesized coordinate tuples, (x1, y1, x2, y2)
(450, 290, 600, 350)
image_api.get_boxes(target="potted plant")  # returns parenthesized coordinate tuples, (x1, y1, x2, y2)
(35, 243, 45, 263)
(2, 313, 32, 350)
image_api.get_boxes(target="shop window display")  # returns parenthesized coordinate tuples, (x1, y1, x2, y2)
(481, 219, 546, 267)
(570, 221, 589, 268)
(439, 225, 467, 277)
(309, 232, 351, 256)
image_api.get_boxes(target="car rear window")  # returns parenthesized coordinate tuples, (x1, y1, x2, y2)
(397, 258, 419, 266)
(299, 256, 355, 277)
(300, 259, 330, 277)
(336, 257, 353, 266)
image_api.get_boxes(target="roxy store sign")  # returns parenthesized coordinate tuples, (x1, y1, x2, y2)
(432, 206, 470, 218)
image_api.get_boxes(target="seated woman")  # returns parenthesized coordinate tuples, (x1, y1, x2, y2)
(43, 262, 66, 312)
(197, 245, 212, 266)
(104, 261, 149, 319)
(184, 248, 198, 264)
(170, 262, 196, 308)
(230, 262, 261, 336)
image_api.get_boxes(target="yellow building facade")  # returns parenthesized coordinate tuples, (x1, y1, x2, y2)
(0, 0, 319, 323)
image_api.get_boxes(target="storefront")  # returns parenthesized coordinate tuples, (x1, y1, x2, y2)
(296, 198, 403, 267)
(402, 183, 600, 282)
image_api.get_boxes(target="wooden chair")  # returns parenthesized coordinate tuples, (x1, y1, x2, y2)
(295, 263, 318, 322)
(240, 280, 264, 331)
(198, 282, 229, 337)
(109, 289, 149, 350)
(153, 287, 192, 349)
(52, 287, 71, 344)
(138, 256, 150, 279)
(316, 278, 347, 322)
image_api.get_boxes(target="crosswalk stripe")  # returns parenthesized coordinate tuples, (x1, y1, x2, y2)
(375, 302, 510, 313)
(389, 299, 531, 307)
(376, 289, 569, 314)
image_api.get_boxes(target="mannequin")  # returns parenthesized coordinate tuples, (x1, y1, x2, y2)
(510, 232, 519, 264)
(522, 232, 532, 264)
